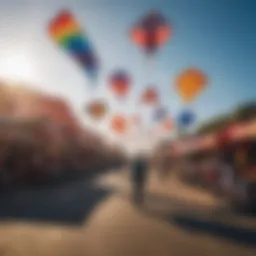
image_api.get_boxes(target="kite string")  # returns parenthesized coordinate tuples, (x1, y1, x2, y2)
(144, 55, 156, 145)
(147, 55, 158, 141)
(175, 101, 184, 139)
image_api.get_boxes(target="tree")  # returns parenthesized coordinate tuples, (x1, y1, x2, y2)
(197, 100, 256, 135)
(231, 101, 256, 122)
(197, 113, 231, 134)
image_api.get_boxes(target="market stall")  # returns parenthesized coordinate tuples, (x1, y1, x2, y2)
(217, 119, 256, 207)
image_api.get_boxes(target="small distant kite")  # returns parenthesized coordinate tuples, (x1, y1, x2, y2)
(130, 9, 171, 56)
(110, 114, 128, 134)
(175, 68, 208, 103)
(48, 9, 99, 82)
(177, 109, 196, 129)
(162, 117, 174, 131)
(140, 86, 159, 105)
(86, 100, 108, 120)
(109, 70, 131, 99)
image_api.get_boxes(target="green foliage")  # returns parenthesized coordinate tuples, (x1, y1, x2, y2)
(197, 101, 256, 134)
(197, 114, 231, 134)
(231, 101, 256, 122)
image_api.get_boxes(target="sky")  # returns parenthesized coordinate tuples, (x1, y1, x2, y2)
(0, 0, 255, 151)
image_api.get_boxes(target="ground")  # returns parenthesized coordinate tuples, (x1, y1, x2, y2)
(0, 168, 255, 256)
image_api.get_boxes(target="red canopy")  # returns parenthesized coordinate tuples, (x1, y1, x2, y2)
(170, 133, 218, 158)
(218, 120, 256, 146)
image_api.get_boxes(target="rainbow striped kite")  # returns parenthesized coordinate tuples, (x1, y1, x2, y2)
(48, 9, 99, 81)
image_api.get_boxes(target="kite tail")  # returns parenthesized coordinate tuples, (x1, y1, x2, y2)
(86, 67, 98, 86)
(88, 81, 98, 100)
(89, 76, 98, 88)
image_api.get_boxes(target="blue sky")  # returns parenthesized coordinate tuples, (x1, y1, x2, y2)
(0, 0, 255, 150)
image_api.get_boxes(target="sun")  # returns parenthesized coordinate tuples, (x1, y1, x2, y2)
(0, 51, 36, 83)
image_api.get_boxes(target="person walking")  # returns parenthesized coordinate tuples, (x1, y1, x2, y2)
(220, 161, 235, 198)
(131, 155, 148, 205)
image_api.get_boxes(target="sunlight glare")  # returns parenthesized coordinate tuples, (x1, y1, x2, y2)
(0, 51, 36, 83)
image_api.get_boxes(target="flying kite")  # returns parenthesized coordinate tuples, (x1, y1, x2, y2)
(177, 109, 196, 129)
(110, 114, 128, 134)
(140, 86, 159, 105)
(48, 9, 99, 81)
(86, 100, 108, 120)
(175, 68, 207, 103)
(130, 9, 171, 56)
(109, 70, 131, 99)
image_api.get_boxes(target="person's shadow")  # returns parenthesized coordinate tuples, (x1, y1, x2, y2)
(140, 192, 256, 247)
(0, 172, 113, 226)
